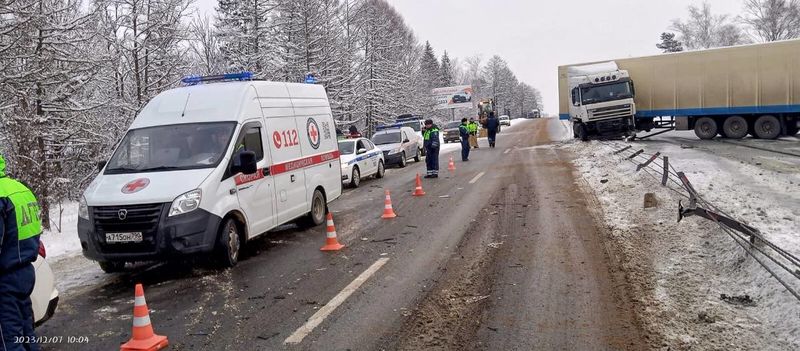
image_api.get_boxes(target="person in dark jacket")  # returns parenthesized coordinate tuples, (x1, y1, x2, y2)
(486, 112, 500, 148)
(458, 118, 470, 161)
(0, 154, 42, 351)
(422, 119, 440, 178)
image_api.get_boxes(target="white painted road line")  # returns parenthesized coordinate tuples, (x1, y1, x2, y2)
(469, 171, 485, 184)
(503, 149, 511, 154)
(284, 257, 390, 344)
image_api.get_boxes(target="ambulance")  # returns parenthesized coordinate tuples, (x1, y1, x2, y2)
(77, 73, 342, 271)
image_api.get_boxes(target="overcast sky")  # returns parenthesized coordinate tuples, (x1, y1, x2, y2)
(194, 0, 743, 115)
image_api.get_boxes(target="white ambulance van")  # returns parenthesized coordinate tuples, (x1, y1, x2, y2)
(77, 73, 342, 271)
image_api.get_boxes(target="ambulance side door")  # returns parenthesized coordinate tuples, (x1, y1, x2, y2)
(230, 121, 276, 236)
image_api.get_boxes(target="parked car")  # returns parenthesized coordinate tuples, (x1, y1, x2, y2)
(499, 115, 511, 126)
(442, 121, 462, 143)
(79, 73, 343, 270)
(339, 137, 385, 188)
(371, 126, 423, 168)
(33, 241, 59, 326)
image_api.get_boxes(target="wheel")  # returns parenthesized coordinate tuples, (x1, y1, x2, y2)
(398, 152, 407, 168)
(753, 115, 780, 139)
(375, 160, 385, 178)
(413, 149, 421, 162)
(722, 116, 748, 139)
(299, 189, 327, 228)
(576, 123, 589, 142)
(216, 218, 241, 267)
(98, 261, 125, 273)
(693, 117, 717, 140)
(351, 167, 361, 188)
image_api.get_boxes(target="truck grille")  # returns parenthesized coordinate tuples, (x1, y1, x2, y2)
(588, 104, 633, 120)
(92, 203, 164, 253)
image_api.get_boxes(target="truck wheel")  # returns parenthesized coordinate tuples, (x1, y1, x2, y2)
(722, 116, 748, 139)
(694, 117, 717, 140)
(98, 261, 125, 273)
(216, 218, 241, 267)
(576, 123, 589, 142)
(753, 115, 781, 139)
(398, 152, 407, 168)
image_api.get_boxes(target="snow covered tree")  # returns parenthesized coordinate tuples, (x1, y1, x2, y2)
(189, 15, 225, 74)
(440, 51, 454, 87)
(656, 32, 684, 53)
(741, 0, 800, 42)
(671, 2, 748, 50)
(481, 55, 518, 116)
(216, 0, 278, 76)
(419, 41, 442, 90)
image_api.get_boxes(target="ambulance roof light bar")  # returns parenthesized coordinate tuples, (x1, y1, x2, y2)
(181, 72, 253, 86)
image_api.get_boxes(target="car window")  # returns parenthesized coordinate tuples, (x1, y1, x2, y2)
(372, 132, 401, 145)
(356, 140, 366, 151)
(234, 123, 265, 161)
(338, 141, 355, 154)
(365, 140, 376, 150)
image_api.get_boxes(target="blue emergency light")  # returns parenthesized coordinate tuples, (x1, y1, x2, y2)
(181, 72, 253, 85)
(375, 123, 404, 131)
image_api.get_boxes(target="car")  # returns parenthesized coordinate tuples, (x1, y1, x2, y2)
(79, 72, 343, 270)
(442, 120, 462, 143)
(499, 115, 511, 126)
(339, 138, 385, 188)
(451, 93, 471, 103)
(33, 241, 59, 327)
(371, 126, 424, 167)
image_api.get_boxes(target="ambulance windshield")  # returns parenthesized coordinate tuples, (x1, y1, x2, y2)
(105, 122, 236, 174)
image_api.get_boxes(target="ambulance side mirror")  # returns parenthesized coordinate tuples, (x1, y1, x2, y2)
(233, 151, 258, 175)
(97, 160, 107, 171)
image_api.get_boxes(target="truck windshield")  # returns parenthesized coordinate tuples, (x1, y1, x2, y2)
(581, 82, 632, 105)
(372, 132, 401, 145)
(105, 122, 236, 174)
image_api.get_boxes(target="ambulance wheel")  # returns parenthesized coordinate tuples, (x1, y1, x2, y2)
(98, 261, 125, 273)
(350, 167, 361, 188)
(414, 148, 421, 162)
(398, 152, 407, 168)
(375, 160, 385, 178)
(216, 218, 241, 267)
(299, 189, 327, 228)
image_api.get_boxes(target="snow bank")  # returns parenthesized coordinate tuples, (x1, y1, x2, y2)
(562, 139, 800, 350)
(39, 202, 83, 261)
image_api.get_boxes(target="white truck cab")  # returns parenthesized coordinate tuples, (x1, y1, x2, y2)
(567, 62, 637, 140)
(78, 73, 342, 270)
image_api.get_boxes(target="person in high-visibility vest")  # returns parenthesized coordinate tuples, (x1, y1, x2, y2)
(459, 118, 471, 162)
(468, 118, 479, 148)
(0, 154, 42, 351)
(422, 119, 441, 178)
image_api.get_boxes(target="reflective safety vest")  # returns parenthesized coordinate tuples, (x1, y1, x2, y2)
(467, 122, 478, 133)
(423, 127, 439, 140)
(0, 174, 42, 271)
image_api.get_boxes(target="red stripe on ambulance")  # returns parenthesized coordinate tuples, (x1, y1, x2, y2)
(234, 150, 341, 185)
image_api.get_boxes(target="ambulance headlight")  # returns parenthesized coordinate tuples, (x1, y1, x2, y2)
(78, 196, 89, 219)
(169, 189, 202, 217)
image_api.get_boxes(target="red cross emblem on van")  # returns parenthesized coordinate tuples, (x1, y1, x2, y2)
(122, 178, 150, 194)
(307, 118, 321, 149)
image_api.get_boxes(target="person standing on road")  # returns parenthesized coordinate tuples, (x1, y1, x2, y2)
(486, 112, 500, 148)
(459, 118, 471, 162)
(422, 119, 441, 178)
(0, 154, 42, 351)
(468, 118, 479, 149)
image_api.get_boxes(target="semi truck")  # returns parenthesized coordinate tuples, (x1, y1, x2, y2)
(559, 39, 800, 140)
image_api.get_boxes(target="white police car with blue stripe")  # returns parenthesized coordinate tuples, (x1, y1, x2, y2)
(338, 137, 385, 188)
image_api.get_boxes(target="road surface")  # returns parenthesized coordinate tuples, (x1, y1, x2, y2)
(38, 119, 644, 350)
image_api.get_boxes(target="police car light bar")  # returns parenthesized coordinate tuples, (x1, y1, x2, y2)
(376, 123, 404, 131)
(181, 72, 253, 85)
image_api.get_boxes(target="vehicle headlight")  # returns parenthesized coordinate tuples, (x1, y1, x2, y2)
(78, 196, 89, 220)
(388, 148, 402, 155)
(169, 189, 202, 217)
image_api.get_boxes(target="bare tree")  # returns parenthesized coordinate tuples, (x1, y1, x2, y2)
(671, 2, 748, 50)
(741, 0, 800, 42)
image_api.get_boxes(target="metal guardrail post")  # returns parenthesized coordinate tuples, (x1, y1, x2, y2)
(636, 152, 661, 172)
(661, 156, 669, 186)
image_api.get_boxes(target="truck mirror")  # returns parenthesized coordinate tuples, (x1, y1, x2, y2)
(233, 151, 258, 175)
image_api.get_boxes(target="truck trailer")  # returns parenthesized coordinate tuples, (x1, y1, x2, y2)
(559, 39, 800, 140)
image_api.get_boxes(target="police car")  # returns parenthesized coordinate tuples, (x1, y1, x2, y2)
(78, 72, 342, 270)
(338, 137, 385, 188)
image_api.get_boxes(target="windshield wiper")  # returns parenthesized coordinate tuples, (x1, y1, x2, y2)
(105, 167, 141, 173)
(138, 166, 182, 172)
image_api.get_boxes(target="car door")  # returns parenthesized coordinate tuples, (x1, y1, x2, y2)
(230, 121, 276, 237)
(355, 139, 369, 177)
(400, 131, 411, 159)
(365, 140, 380, 173)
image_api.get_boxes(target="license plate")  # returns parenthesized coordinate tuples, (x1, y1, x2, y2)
(105, 232, 143, 243)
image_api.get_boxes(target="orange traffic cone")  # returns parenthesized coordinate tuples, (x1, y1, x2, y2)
(381, 189, 397, 219)
(447, 156, 456, 172)
(320, 213, 345, 251)
(412, 174, 426, 197)
(120, 284, 168, 351)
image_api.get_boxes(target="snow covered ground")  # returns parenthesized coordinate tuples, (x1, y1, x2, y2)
(552, 119, 800, 350)
(40, 201, 82, 260)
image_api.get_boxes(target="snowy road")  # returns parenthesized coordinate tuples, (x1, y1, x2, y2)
(36, 119, 645, 350)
